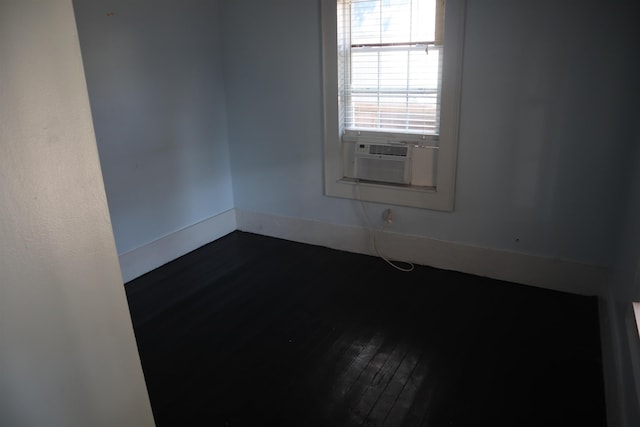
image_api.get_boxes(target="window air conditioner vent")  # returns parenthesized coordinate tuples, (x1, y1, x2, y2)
(354, 143, 412, 185)
(369, 145, 408, 157)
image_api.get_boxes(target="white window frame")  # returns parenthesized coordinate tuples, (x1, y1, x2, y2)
(322, 0, 466, 211)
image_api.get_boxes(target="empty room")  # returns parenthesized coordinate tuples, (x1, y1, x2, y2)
(1, 0, 639, 426)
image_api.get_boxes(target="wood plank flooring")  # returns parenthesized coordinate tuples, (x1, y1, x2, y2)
(125, 231, 606, 426)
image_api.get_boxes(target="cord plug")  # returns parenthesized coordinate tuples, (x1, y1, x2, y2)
(382, 209, 393, 224)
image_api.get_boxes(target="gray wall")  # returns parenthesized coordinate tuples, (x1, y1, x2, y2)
(0, 1, 154, 425)
(608, 116, 640, 426)
(73, 0, 637, 266)
(221, 0, 637, 266)
(74, 0, 233, 255)
(611, 131, 640, 304)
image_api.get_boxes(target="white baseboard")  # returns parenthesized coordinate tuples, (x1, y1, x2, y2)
(627, 304, 640, 424)
(235, 209, 607, 296)
(118, 209, 237, 283)
(599, 293, 625, 427)
(600, 291, 640, 427)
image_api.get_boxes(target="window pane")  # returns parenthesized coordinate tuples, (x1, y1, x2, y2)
(344, 0, 442, 134)
(351, 0, 436, 45)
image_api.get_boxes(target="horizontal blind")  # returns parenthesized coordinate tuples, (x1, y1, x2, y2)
(340, 0, 442, 135)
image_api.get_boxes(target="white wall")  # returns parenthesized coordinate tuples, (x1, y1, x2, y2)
(221, 0, 637, 267)
(0, 1, 154, 426)
(73, 0, 234, 256)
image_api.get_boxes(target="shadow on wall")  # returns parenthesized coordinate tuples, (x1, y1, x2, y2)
(73, 0, 234, 255)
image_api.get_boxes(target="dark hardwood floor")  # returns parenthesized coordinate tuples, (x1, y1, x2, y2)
(125, 231, 606, 426)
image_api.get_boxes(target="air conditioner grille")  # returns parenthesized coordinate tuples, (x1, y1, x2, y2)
(355, 157, 410, 184)
(369, 145, 408, 157)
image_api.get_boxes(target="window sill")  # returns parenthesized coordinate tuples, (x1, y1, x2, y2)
(338, 177, 436, 192)
(326, 177, 452, 211)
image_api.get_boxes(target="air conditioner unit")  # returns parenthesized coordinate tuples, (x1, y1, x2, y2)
(354, 143, 412, 185)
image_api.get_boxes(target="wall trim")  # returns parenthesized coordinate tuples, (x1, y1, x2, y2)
(628, 303, 640, 422)
(599, 292, 626, 427)
(599, 290, 640, 427)
(118, 209, 237, 283)
(235, 209, 607, 296)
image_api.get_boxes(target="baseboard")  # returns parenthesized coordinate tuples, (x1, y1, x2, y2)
(118, 209, 237, 283)
(235, 209, 607, 296)
(600, 293, 625, 427)
(626, 303, 640, 424)
(600, 291, 640, 427)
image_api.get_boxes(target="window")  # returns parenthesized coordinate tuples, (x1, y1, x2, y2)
(341, 0, 443, 135)
(322, 0, 465, 210)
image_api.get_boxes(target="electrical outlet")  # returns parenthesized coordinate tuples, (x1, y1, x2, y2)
(382, 209, 393, 224)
